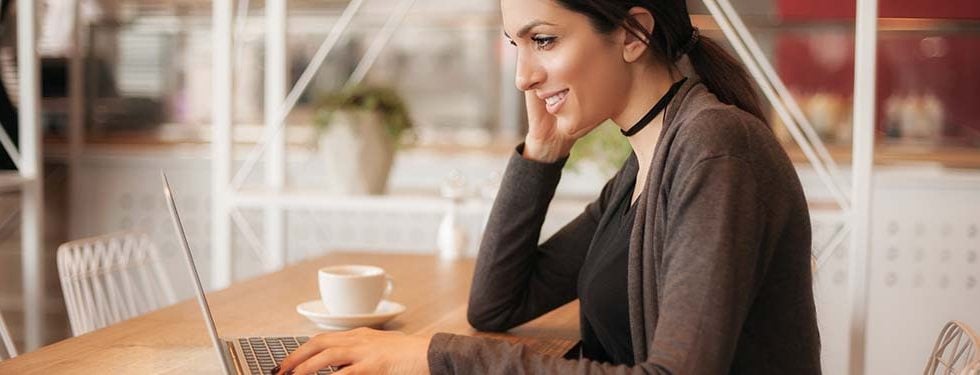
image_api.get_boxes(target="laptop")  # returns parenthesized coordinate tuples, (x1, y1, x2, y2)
(162, 172, 336, 375)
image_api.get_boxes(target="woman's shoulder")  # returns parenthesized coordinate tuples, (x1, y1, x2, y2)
(657, 82, 806, 204)
(663, 82, 776, 166)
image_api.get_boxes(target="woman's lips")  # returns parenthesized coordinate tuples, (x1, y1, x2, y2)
(544, 89, 569, 114)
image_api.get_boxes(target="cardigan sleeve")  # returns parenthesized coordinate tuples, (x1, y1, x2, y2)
(465, 144, 625, 332)
(429, 333, 669, 374)
(430, 145, 670, 374)
(428, 154, 766, 375)
(427, 332, 683, 374)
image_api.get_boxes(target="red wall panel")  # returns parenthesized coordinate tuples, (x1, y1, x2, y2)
(777, 0, 980, 20)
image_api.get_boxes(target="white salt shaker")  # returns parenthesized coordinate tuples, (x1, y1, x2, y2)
(437, 170, 469, 260)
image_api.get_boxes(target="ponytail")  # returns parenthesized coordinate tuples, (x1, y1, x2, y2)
(684, 35, 768, 125)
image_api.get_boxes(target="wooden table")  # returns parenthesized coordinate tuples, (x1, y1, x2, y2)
(0, 252, 579, 373)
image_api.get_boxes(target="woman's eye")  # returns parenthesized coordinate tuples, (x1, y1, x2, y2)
(531, 36, 556, 49)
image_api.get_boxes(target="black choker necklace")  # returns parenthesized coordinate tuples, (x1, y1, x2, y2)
(621, 77, 688, 137)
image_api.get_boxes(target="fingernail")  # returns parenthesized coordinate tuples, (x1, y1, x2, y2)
(269, 365, 280, 375)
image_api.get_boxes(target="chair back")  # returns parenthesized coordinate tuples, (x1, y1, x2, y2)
(57, 232, 177, 336)
(924, 320, 980, 375)
(0, 308, 16, 360)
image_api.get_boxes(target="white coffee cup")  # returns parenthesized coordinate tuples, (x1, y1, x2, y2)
(318, 265, 393, 315)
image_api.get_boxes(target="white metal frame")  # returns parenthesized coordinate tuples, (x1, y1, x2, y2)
(16, 0, 44, 352)
(0, 0, 46, 352)
(1, 0, 87, 351)
(211, 0, 234, 288)
(848, 1, 879, 374)
(264, 0, 288, 272)
(210, 0, 416, 289)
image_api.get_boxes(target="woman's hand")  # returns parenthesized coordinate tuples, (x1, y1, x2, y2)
(274, 328, 431, 375)
(522, 90, 576, 163)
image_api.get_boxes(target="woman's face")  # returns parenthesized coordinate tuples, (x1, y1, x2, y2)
(501, 0, 632, 138)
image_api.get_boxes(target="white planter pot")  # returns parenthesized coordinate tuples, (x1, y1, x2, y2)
(318, 110, 396, 195)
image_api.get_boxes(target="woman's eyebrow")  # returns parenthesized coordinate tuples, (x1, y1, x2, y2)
(503, 20, 556, 39)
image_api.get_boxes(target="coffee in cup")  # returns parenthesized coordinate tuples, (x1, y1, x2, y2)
(318, 265, 393, 315)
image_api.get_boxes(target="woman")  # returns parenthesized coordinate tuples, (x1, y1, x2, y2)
(277, 0, 821, 373)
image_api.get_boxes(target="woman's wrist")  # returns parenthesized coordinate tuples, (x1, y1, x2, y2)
(522, 137, 574, 163)
(427, 333, 455, 375)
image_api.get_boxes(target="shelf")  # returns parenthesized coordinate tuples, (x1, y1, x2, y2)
(784, 142, 980, 169)
(0, 171, 27, 193)
(40, 131, 980, 170)
(690, 15, 980, 33)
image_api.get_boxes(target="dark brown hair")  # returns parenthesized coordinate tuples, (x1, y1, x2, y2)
(553, 0, 766, 122)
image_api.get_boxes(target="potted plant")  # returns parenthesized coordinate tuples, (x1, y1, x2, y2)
(314, 84, 414, 195)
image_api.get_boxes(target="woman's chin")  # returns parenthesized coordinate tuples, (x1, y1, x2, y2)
(557, 118, 599, 139)
(556, 118, 584, 137)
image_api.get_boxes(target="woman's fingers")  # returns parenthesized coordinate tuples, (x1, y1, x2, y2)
(521, 90, 578, 162)
(274, 329, 426, 375)
(291, 347, 357, 375)
(276, 333, 355, 374)
(524, 90, 555, 140)
(524, 90, 546, 122)
(275, 340, 325, 373)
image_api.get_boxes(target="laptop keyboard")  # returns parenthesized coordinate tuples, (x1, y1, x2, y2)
(238, 337, 336, 375)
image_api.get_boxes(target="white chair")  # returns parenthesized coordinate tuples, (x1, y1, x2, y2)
(0, 308, 16, 360)
(57, 232, 177, 336)
(924, 320, 980, 375)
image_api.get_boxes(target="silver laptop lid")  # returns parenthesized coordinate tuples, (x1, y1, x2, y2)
(162, 172, 235, 375)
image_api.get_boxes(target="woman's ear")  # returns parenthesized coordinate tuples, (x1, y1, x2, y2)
(622, 6, 654, 63)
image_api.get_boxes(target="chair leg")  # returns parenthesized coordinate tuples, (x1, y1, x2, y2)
(0, 310, 18, 359)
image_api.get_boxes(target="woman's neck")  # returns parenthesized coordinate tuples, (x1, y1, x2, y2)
(616, 64, 683, 171)
(614, 63, 683, 204)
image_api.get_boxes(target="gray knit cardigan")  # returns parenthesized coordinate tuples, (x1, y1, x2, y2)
(427, 62, 821, 374)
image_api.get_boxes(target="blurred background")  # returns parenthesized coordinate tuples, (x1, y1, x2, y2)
(0, 0, 978, 373)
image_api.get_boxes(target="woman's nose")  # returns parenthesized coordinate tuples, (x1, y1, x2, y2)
(514, 54, 544, 92)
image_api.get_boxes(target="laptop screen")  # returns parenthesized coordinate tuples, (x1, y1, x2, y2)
(162, 172, 234, 374)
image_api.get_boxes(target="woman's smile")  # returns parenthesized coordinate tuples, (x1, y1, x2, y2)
(542, 89, 569, 114)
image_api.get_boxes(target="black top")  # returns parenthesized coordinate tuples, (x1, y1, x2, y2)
(577, 179, 637, 365)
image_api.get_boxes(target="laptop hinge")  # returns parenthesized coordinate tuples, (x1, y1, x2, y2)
(223, 340, 245, 375)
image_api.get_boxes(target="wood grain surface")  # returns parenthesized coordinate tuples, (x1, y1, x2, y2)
(0, 252, 579, 374)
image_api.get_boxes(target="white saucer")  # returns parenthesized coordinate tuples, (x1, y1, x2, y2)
(296, 300, 406, 330)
